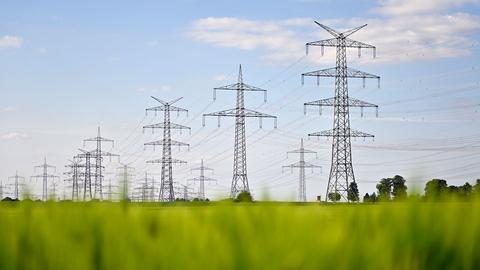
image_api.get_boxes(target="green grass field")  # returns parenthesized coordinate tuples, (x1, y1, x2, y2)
(0, 201, 479, 270)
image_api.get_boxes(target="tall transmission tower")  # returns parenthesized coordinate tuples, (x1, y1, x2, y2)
(203, 65, 278, 199)
(282, 138, 322, 202)
(143, 96, 190, 202)
(83, 127, 117, 200)
(8, 171, 25, 200)
(31, 158, 59, 201)
(188, 159, 217, 200)
(302, 22, 379, 202)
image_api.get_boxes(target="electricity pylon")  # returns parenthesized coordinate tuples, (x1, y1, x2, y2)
(282, 138, 322, 202)
(65, 158, 82, 201)
(135, 172, 155, 202)
(187, 159, 217, 200)
(143, 96, 190, 202)
(8, 171, 25, 200)
(31, 157, 59, 201)
(203, 65, 277, 199)
(117, 163, 134, 201)
(302, 22, 379, 202)
(174, 182, 194, 201)
(83, 127, 117, 200)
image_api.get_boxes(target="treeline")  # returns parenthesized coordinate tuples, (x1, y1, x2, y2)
(360, 176, 480, 202)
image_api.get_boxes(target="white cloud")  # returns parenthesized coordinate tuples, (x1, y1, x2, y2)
(0, 132, 29, 140)
(1, 106, 15, 112)
(374, 0, 480, 16)
(0, 35, 22, 49)
(212, 74, 227, 81)
(186, 1, 480, 65)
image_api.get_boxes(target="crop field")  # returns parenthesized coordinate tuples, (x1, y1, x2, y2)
(0, 201, 478, 270)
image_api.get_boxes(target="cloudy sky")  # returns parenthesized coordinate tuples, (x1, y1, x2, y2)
(1, 0, 480, 200)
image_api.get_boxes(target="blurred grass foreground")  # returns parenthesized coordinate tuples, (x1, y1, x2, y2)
(0, 201, 479, 270)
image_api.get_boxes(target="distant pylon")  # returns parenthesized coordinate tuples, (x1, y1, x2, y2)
(143, 96, 190, 202)
(31, 157, 59, 201)
(117, 163, 134, 201)
(188, 159, 217, 200)
(302, 22, 379, 201)
(283, 139, 322, 202)
(83, 127, 117, 200)
(65, 157, 82, 201)
(8, 171, 25, 200)
(136, 172, 155, 202)
(203, 65, 278, 199)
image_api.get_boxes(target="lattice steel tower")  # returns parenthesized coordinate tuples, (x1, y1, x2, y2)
(302, 22, 380, 202)
(8, 171, 25, 200)
(83, 127, 117, 200)
(203, 65, 277, 198)
(283, 138, 322, 202)
(188, 159, 217, 200)
(31, 158, 59, 201)
(143, 97, 190, 202)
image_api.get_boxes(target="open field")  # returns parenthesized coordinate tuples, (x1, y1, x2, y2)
(0, 201, 479, 270)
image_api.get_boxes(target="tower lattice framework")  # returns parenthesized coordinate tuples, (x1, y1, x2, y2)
(283, 138, 321, 202)
(203, 65, 277, 199)
(302, 22, 380, 202)
(143, 96, 190, 202)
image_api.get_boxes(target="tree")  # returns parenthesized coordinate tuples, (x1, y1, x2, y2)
(347, 182, 360, 202)
(460, 182, 472, 198)
(370, 192, 378, 202)
(391, 175, 407, 200)
(424, 179, 448, 199)
(376, 178, 393, 201)
(327, 192, 341, 202)
(235, 191, 253, 202)
(363, 193, 370, 202)
(474, 180, 480, 196)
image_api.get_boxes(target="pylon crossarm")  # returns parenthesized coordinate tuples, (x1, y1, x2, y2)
(302, 67, 379, 79)
(145, 140, 189, 147)
(32, 174, 59, 179)
(146, 104, 188, 113)
(147, 158, 187, 164)
(191, 167, 213, 172)
(287, 149, 317, 155)
(84, 137, 114, 143)
(344, 38, 375, 49)
(302, 67, 380, 87)
(308, 129, 374, 138)
(204, 108, 275, 118)
(305, 97, 377, 108)
(143, 123, 191, 130)
(187, 177, 217, 182)
(214, 82, 266, 92)
(283, 161, 321, 168)
(213, 83, 267, 102)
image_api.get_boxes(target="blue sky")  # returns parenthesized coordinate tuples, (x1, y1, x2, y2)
(1, 0, 480, 200)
